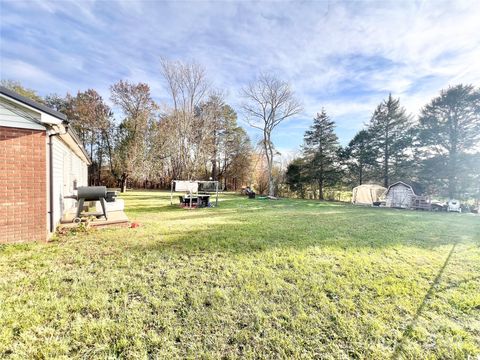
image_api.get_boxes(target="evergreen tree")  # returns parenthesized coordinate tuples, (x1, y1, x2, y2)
(417, 84, 480, 198)
(218, 109, 252, 190)
(196, 97, 252, 188)
(285, 158, 308, 198)
(302, 109, 341, 200)
(368, 94, 413, 187)
(342, 129, 376, 186)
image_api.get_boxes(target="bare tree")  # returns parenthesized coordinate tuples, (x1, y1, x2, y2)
(160, 57, 210, 179)
(241, 74, 302, 196)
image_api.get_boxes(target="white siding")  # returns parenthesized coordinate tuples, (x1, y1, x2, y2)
(0, 99, 45, 130)
(51, 136, 88, 227)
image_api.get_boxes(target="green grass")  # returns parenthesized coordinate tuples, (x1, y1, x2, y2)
(1, 191, 479, 359)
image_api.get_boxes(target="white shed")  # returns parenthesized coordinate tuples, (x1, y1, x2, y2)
(384, 181, 417, 209)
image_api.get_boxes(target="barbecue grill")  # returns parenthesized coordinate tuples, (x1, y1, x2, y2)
(65, 186, 109, 223)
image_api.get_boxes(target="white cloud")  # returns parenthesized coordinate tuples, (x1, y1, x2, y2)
(1, 59, 69, 91)
(1, 0, 479, 148)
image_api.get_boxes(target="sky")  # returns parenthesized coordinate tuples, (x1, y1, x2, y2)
(1, 0, 480, 156)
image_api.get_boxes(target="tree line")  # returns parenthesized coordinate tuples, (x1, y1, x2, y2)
(2, 59, 253, 192)
(2, 72, 479, 201)
(286, 85, 480, 201)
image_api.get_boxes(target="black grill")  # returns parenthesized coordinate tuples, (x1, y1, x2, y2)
(66, 186, 108, 223)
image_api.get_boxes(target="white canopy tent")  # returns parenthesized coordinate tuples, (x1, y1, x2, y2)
(352, 184, 386, 205)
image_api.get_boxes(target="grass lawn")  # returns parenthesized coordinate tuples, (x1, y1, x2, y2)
(1, 191, 479, 359)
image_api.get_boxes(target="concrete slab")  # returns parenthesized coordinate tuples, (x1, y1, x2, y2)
(60, 210, 129, 229)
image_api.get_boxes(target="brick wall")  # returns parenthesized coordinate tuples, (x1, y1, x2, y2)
(0, 126, 47, 243)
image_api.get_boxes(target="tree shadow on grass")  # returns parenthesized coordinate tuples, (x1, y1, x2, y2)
(126, 204, 184, 214)
(125, 208, 476, 256)
(117, 191, 480, 255)
(126, 206, 243, 222)
(390, 242, 458, 359)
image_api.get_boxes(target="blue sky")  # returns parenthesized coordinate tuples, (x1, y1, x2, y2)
(1, 0, 480, 156)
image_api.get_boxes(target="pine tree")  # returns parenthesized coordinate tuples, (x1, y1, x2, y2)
(368, 94, 413, 187)
(302, 109, 340, 200)
(285, 158, 308, 198)
(417, 84, 480, 198)
(342, 129, 377, 186)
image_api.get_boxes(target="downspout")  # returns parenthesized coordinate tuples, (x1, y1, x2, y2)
(48, 132, 55, 233)
(47, 122, 69, 233)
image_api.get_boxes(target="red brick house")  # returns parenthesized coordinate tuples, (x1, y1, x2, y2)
(0, 86, 91, 243)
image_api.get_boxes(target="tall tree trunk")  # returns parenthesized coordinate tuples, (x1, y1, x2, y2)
(90, 136, 94, 162)
(448, 150, 457, 198)
(359, 161, 363, 185)
(211, 129, 217, 180)
(103, 130, 114, 177)
(268, 146, 275, 196)
(319, 178, 324, 200)
(120, 174, 128, 193)
(383, 143, 389, 188)
(448, 115, 458, 199)
(97, 147, 103, 186)
(265, 132, 275, 197)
